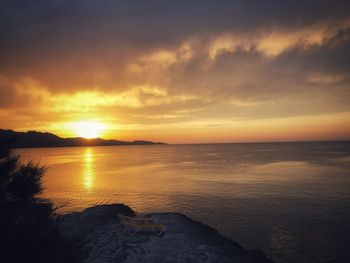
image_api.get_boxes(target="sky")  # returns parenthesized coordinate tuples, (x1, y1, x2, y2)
(1, 0, 350, 143)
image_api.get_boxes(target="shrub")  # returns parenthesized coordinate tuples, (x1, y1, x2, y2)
(0, 138, 81, 263)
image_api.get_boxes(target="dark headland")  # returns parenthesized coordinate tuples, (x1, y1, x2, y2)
(0, 129, 165, 148)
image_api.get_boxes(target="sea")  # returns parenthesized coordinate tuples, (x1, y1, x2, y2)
(17, 141, 350, 263)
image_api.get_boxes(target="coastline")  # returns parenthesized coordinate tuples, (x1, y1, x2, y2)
(58, 204, 272, 263)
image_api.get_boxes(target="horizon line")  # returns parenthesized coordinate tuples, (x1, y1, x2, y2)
(2, 128, 350, 146)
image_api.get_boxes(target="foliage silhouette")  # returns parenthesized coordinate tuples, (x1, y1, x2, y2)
(0, 136, 81, 263)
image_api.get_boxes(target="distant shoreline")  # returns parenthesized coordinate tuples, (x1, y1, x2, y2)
(0, 129, 165, 149)
(13, 143, 167, 150)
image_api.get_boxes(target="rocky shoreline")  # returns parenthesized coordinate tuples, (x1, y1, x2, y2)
(58, 204, 272, 263)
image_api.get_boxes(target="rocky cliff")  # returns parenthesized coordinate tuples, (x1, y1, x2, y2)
(58, 204, 272, 263)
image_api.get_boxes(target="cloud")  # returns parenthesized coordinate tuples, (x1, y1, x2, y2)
(0, 0, 350, 141)
(0, 79, 17, 108)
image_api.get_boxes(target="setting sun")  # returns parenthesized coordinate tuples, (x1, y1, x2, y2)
(70, 121, 106, 138)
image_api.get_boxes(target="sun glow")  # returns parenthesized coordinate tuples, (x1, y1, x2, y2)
(71, 121, 106, 138)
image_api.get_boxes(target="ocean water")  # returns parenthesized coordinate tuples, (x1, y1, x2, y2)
(17, 142, 350, 263)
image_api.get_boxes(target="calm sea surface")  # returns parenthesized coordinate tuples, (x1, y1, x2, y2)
(17, 142, 350, 263)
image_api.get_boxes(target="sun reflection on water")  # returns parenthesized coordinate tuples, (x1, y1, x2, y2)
(83, 148, 95, 190)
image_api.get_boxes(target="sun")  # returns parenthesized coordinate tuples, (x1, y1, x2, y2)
(71, 121, 106, 139)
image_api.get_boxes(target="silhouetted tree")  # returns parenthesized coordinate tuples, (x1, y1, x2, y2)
(0, 138, 80, 263)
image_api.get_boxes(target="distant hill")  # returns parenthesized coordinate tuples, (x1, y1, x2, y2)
(0, 129, 165, 148)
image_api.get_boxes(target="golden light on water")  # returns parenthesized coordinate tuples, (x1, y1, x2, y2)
(83, 148, 95, 190)
(70, 121, 106, 139)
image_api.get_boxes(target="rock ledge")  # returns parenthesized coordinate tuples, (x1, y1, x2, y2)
(58, 204, 272, 263)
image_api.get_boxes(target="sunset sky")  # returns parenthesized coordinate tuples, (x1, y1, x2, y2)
(1, 0, 350, 143)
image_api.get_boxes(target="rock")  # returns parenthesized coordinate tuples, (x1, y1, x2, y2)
(58, 204, 273, 263)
